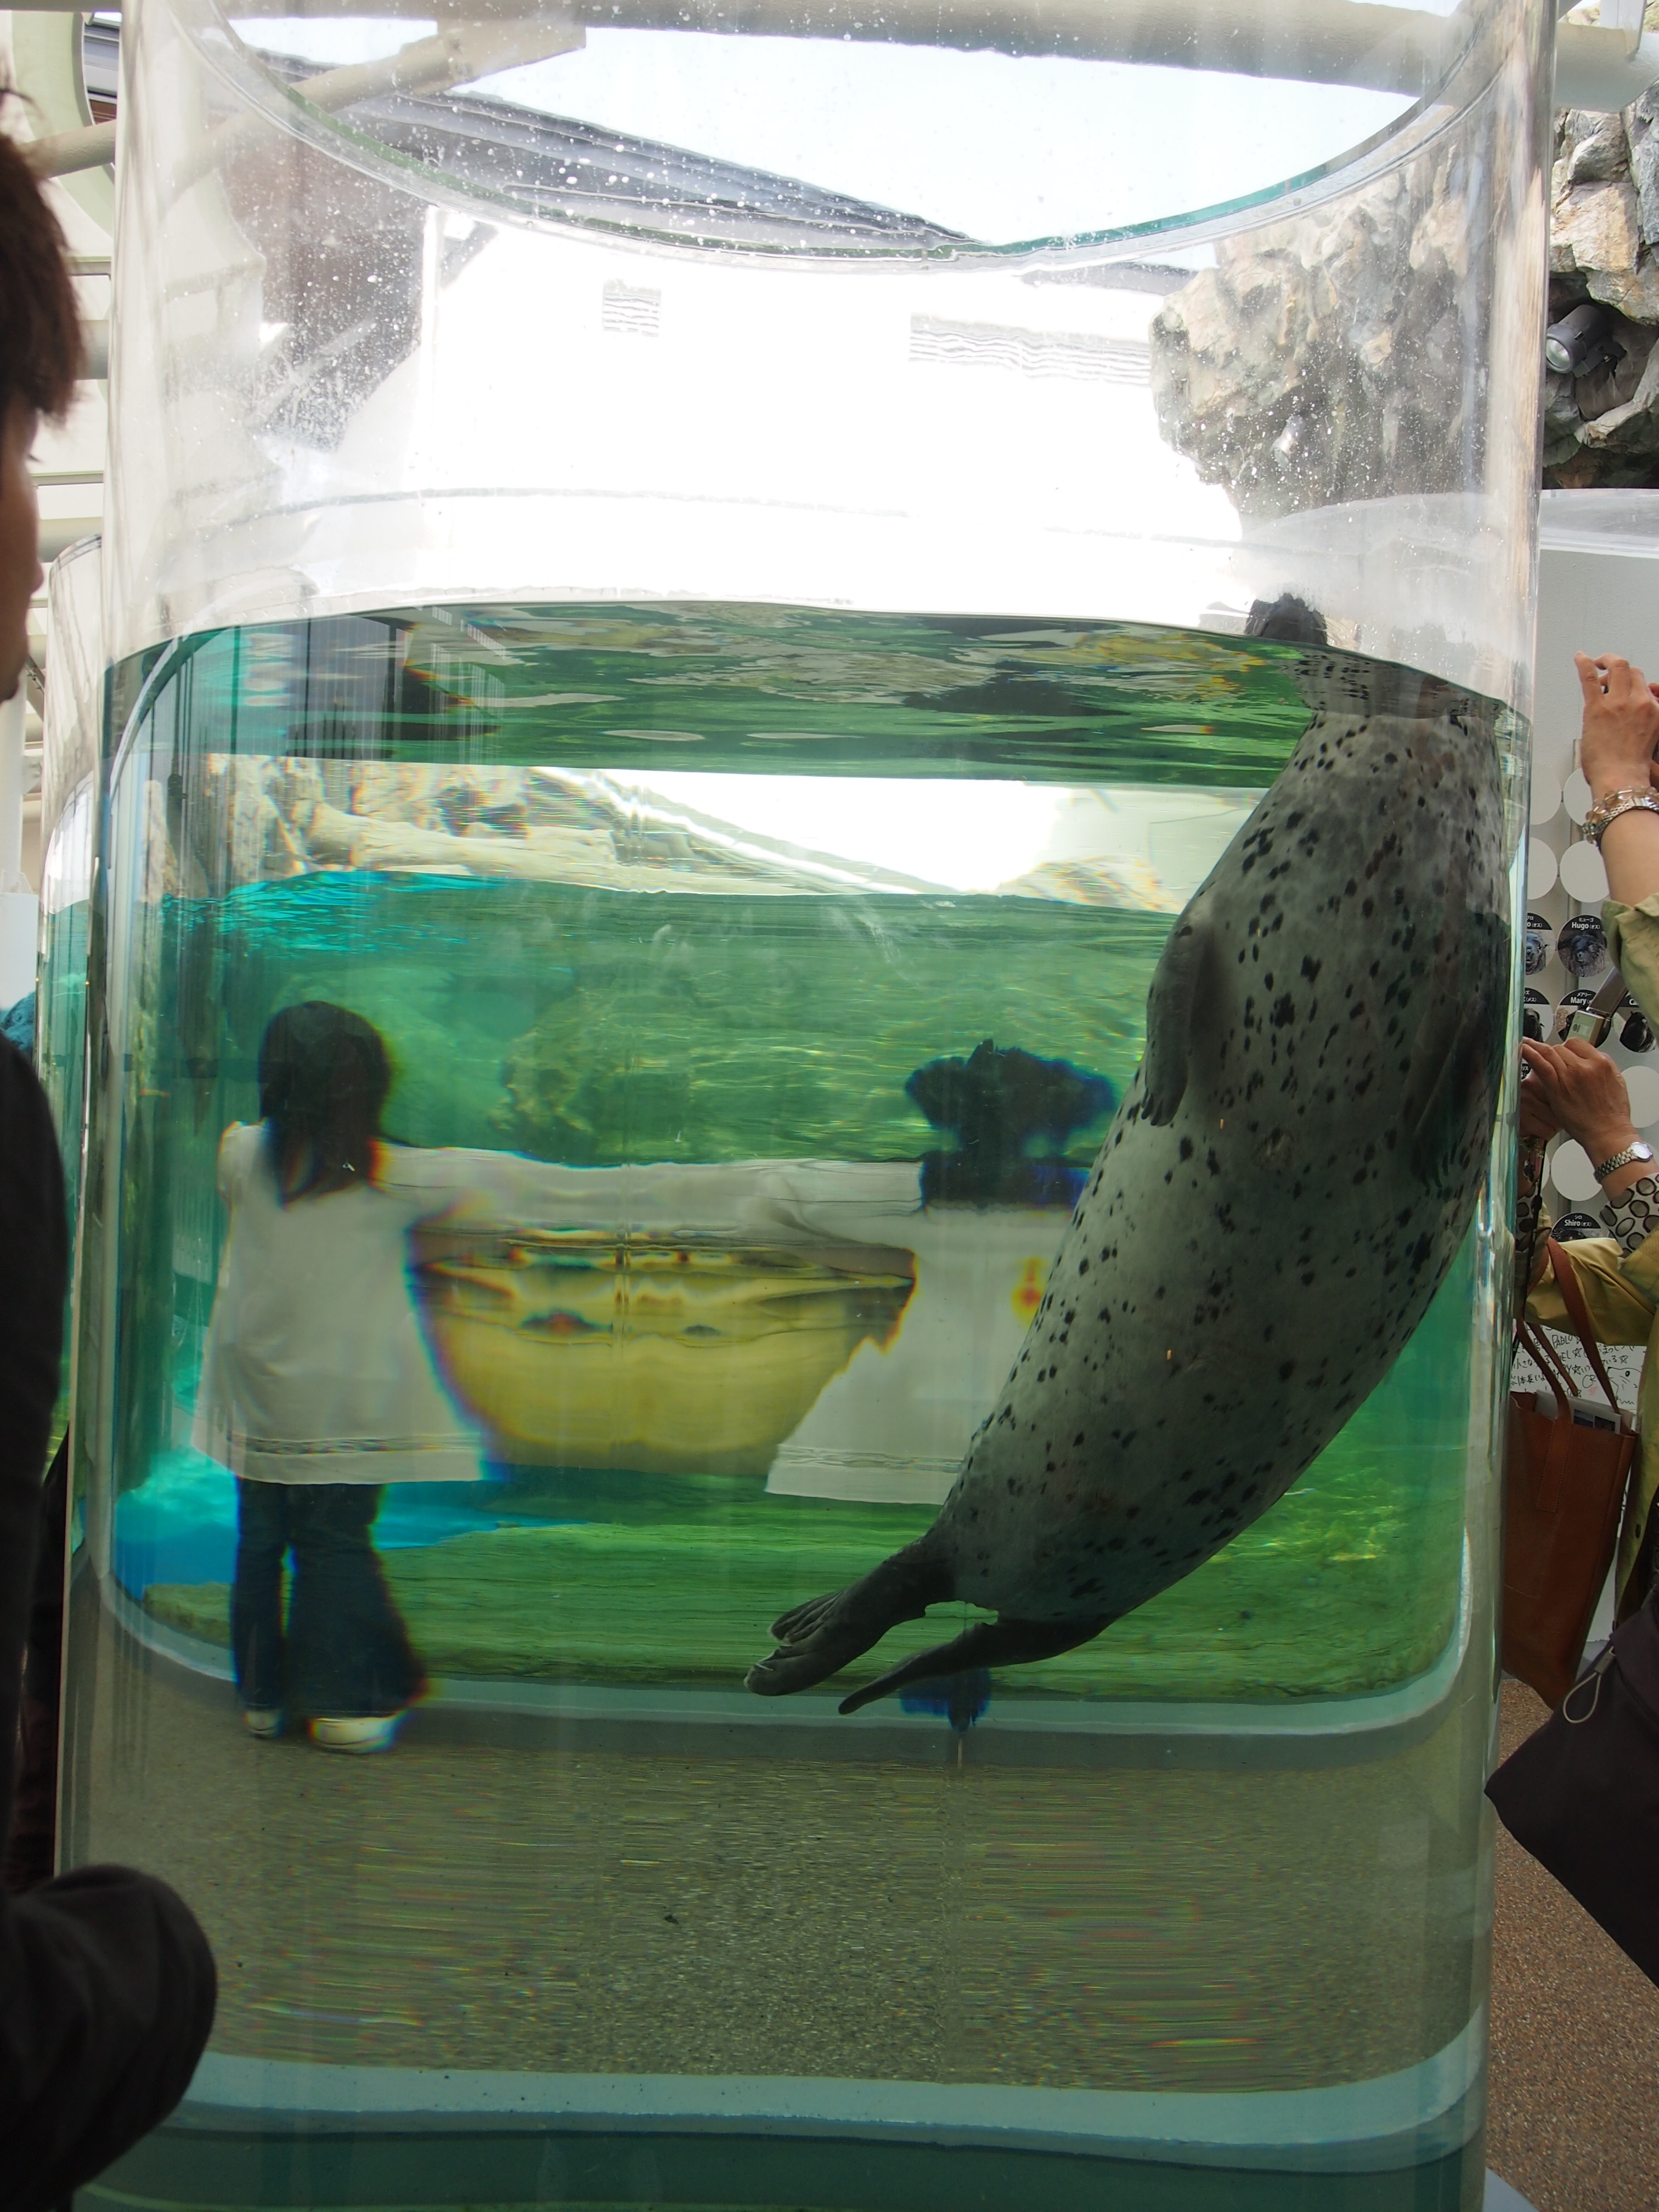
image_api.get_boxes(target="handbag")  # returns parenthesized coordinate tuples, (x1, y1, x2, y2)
(1503, 1238, 1638, 1708)
(1487, 1590, 1659, 1988)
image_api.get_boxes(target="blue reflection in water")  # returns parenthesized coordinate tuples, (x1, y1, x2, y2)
(899, 1667, 993, 1731)
(112, 1448, 552, 1598)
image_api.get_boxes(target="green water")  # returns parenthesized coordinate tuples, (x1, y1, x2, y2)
(80, 602, 1491, 1705)
(61, 602, 1509, 2134)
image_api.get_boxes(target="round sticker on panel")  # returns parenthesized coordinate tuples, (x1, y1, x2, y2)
(1557, 913, 1609, 981)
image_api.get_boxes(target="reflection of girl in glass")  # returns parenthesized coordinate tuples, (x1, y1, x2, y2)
(194, 1003, 479, 1753)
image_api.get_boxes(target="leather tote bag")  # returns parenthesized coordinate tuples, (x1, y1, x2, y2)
(1503, 1239, 1638, 1709)
(1487, 1591, 1659, 1988)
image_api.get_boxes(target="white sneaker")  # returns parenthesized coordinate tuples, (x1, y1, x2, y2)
(241, 1707, 284, 1740)
(308, 1713, 403, 1754)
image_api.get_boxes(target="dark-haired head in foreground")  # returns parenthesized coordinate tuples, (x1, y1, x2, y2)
(0, 121, 84, 703)
(0, 118, 216, 2212)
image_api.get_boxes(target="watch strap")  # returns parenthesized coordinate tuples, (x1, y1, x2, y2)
(1585, 788, 1659, 848)
(1593, 1139, 1656, 1180)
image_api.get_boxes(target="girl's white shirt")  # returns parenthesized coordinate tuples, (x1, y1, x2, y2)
(191, 1123, 486, 1485)
(192, 1123, 924, 1485)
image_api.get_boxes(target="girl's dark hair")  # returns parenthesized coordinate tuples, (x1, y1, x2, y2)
(0, 121, 84, 420)
(258, 1002, 391, 1201)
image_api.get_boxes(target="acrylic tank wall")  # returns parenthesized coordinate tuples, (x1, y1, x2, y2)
(71, 0, 1548, 2206)
(37, 531, 102, 1259)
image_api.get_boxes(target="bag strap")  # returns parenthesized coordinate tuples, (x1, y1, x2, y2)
(1517, 1314, 1585, 1514)
(1515, 1133, 1549, 1323)
(1545, 1237, 1626, 1417)
(1517, 1314, 1575, 1413)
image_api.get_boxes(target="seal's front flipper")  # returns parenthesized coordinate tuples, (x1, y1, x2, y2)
(838, 1612, 1111, 1715)
(1403, 911, 1506, 1188)
(746, 1541, 951, 1699)
(1141, 917, 1211, 1126)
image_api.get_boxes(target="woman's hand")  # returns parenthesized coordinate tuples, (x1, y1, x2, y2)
(1517, 1060, 1562, 1145)
(1576, 652, 1659, 804)
(1519, 1036, 1644, 1192)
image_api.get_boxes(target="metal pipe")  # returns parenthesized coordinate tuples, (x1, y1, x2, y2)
(269, 13, 585, 116)
(1556, 22, 1659, 109)
(31, 6, 1648, 158)
(39, 521, 102, 565)
(13, 0, 1467, 94)
(173, 14, 587, 187)
(24, 16, 587, 177)
(25, 118, 115, 178)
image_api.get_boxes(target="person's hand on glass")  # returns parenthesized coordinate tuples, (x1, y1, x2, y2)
(1577, 652, 1659, 805)
(1519, 1035, 1646, 1197)
(1517, 1053, 1562, 1146)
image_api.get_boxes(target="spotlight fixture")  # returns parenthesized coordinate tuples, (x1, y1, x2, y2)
(1544, 302, 1618, 377)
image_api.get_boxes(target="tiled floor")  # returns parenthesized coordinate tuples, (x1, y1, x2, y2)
(71, 1652, 1655, 2205)
(1487, 1681, 1659, 2212)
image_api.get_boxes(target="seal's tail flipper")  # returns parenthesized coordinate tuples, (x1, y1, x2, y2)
(838, 1612, 1111, 1716)
(745, 1542, 951, 1699)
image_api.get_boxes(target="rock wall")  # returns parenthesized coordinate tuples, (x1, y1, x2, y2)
(1149, 147, 1484, 518)
(1149, 102, 1659, 506)
(1543, 98, 1659, 483)
(139, 754, 1184, 912)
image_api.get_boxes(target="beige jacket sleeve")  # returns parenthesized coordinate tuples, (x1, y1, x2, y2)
(1527, 1231, 1659, 1605)
(1526, 1233, 1657, 1345)
(1605, 894, 1659, 1028)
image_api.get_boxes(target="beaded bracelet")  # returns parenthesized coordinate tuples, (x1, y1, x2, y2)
(1584, 786, 1659, 848)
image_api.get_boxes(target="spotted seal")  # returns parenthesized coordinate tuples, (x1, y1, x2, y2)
(746, 658, 1510, 1713)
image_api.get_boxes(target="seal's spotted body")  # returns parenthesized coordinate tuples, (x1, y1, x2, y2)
(747, 662, 1510, 1713)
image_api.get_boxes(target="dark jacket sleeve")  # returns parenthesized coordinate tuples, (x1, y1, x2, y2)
(0, 1037, 65, 1853)
(2, 1866, 218, 2211)
(0, 1039, 217, 2208)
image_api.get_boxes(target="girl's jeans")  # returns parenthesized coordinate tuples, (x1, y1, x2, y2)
(232, 1479, 423, 1718)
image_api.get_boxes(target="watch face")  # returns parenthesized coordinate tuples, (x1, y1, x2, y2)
(1606, 1143, 1655, 1170)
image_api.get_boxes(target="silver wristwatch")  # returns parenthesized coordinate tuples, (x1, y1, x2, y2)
(1584, 787, 1659, 848)
(1593, 1138, 1656, 1181)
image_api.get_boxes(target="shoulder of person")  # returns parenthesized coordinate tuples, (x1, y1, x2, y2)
(371, 1137, 447, 1198)
(217, 1121, 264, 1195)
(1607, 894, 1659, 990)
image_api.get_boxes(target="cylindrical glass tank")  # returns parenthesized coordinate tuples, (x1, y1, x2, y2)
(72, 2, 1547, 2206)
(37, 533, 102, 1252)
